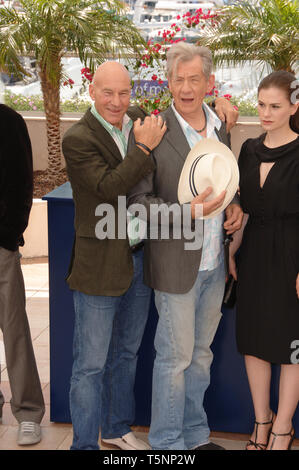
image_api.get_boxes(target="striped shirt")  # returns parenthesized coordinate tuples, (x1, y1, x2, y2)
(90, 103, 133, 157)
(90, 104, 140, 246)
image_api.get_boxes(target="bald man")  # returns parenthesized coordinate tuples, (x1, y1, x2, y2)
(62, 61, 237, 450)
(62, 62, 167, 450)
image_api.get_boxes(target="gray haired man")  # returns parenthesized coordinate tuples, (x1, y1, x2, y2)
(128, 42, 242, 450)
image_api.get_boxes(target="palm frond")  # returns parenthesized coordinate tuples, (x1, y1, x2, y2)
(200, 0, 299, 73)
(0, 0, 145, 84)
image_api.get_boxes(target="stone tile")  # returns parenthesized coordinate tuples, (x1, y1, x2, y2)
(57, 429, 73, 450)
(27, 314, 49, 330)
(0, 424, 70, 450)
(21, 257, 48, 265)
(30, 327, 48, 342)
(0, 368, 8, 381)
(26, 297, 49, 317)
(0, 381, 11, 402)
(32, 344, 49, 362)
(42, 383, 50, 405)
(21, 263, 49, 297)
(40, 404, 51, 426)
(33, 328, 49, 345)
(36, 361, 50, 384)
(0, 404, 17, 426)
(21, 262, 49, 281)
(0, 425, 9, 439)
(211, 437, 246, 450)
(3, 259, 296, 452)
(0, 338, 5, 368)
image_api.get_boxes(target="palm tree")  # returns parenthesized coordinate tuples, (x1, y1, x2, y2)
(0, 0, 145, 183)
(199, 0, 299, 74)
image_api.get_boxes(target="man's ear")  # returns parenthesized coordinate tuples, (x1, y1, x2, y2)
(89, 83, 95, 101)
(167, 76, 173, 95)
(206, 74, 215, 95)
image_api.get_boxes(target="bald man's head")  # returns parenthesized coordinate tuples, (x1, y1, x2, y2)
(89, 62, 131, 129)
(92, 61, 131, 86)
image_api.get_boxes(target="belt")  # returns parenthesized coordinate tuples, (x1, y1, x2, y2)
(130, 241, 144, 253)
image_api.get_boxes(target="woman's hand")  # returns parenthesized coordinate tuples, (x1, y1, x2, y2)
(296, 273, 299, 299)
(214, 97, 239, 132)
(224, 203, 243, 235)
(229, 255, 237, 281)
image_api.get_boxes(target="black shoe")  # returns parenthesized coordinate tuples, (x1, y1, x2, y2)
(195, 442, 226, 450)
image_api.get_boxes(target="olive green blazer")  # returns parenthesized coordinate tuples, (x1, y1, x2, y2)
(62, 106, 155, 296)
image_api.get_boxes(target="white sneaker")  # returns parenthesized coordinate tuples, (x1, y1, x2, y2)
(102, 431, 151, 450)
(17, 422, 41, 446)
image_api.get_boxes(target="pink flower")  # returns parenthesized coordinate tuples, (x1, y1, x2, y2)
(151, 109, 160, 115)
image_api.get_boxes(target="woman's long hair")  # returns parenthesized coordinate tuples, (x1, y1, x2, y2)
(258, 71, 299, 133)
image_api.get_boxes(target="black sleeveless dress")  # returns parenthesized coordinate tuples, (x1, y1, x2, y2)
(236, 134, 299, 364)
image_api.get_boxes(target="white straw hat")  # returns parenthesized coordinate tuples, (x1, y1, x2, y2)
(178, 138, 239, 219)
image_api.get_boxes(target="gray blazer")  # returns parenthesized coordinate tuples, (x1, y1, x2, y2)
(128, 106, 239, 294)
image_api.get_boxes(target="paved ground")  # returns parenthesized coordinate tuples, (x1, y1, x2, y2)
(0, 258, 298, 450)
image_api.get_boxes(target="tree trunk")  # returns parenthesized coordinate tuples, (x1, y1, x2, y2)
(39, 64, 62, 184)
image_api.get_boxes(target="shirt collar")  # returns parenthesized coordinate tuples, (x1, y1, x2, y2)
(171, 101, 221, 133)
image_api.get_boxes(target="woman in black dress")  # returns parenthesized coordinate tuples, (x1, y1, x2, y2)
(229, 71, 299, 450)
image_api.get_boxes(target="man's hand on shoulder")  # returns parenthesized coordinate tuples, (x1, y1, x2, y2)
(214, 97, 239, 133)
(134, 114, 167, 154)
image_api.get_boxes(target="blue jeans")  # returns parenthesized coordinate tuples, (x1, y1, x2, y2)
(149, 260, 225, 450)
(69, 250, 151, 450)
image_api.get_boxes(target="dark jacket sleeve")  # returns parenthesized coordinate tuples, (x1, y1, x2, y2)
(0, 105, 33, 251)
(62, 111, 155, 205)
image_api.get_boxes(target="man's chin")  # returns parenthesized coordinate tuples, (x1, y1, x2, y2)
(106, 113, 123, 127)
(176, 101, 197, 116)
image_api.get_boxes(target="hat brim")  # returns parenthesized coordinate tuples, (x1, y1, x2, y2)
(178, 138, 239, 219)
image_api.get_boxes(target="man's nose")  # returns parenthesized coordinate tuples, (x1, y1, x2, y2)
(181, 79, 192, 93)
(111, 93, 121, 107)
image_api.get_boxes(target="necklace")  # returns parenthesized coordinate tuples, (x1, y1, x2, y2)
(194, 113, 207, 133)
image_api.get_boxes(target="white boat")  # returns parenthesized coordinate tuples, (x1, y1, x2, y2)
(131, 0, 223, 39)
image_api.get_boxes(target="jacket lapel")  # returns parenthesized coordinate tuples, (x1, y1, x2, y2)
(215, 122, 231, 148)
(162, 107, 191, 163)
(84, 109, 123, 163)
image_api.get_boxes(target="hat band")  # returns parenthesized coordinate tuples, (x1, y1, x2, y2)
(189, 153, 207, 198)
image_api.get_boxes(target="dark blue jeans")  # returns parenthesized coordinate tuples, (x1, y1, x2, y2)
(69, 250, 151, 450)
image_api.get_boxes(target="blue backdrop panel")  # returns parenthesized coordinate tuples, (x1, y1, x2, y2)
(43, 183, 299, 435)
